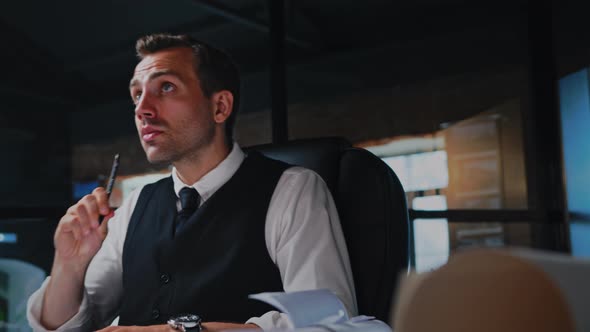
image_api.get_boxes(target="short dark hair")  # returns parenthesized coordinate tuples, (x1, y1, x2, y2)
(135, 33, 240, 142)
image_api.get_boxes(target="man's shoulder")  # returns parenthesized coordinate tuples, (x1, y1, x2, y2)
(243, 152, 328, 191)
(278, 166, 327, 189)
(243, 151, 292, 176)
(147, 174, 173, 187)
(128, 175, 173, 203)
(117, 175, 172, 209)
(281, 165, 316, 176)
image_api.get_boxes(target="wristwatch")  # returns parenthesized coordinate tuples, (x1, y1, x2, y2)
(167, 314, 203, 331)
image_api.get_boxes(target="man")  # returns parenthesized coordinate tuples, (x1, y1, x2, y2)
(27, 34, 356, 331)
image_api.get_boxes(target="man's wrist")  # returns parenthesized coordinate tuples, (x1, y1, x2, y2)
(51, 254, 90, 282)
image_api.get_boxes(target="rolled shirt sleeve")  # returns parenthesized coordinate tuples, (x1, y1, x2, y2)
(27, 278, 93, 332)
(26, 188, 142, 331)
(247, 167, 358, 330)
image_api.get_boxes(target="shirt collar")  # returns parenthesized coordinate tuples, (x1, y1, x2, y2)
(171, 142, 245, 203)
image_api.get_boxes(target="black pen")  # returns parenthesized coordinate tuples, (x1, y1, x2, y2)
(100, 154, 120, 224)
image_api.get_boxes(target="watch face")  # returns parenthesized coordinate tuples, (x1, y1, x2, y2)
(173, 314, 201, 328)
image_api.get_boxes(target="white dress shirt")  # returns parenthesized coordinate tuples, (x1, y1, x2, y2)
(27, 143, 358, 331)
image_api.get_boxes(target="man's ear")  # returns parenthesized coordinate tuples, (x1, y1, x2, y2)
(211, 90, 234, 124)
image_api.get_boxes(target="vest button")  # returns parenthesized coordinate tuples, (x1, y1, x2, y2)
(160, 273, 170, 284)
(151, 309, 160, 319)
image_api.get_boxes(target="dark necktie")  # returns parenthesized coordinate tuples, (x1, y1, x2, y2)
(175, 187, 200, 235)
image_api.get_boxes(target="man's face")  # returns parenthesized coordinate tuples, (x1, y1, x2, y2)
(129, 47, 216, 164)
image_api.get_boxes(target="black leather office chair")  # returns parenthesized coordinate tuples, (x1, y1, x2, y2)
(249, 137, 410, 322)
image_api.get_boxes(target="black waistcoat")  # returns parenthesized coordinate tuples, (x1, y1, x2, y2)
(118, 152, 289, 326)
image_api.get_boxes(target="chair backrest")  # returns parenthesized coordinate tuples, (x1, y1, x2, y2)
(249, 137, 410, 321)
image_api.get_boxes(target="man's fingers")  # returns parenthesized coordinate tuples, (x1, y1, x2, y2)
(98, 210, 115, 238)
(93, 187, 111, 216)
(82, 194, 101, 229)
(68, 219, 83, 241)
(76, 200, 95, 235)
(58, 210, 84, 239)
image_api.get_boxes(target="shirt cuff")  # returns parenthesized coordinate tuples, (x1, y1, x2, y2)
(246, 311, 294, 331)
(27, 277, 93, 332)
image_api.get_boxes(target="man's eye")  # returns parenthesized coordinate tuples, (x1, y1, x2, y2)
(162, 82, 175, 93)
(133, 92, 142, 104)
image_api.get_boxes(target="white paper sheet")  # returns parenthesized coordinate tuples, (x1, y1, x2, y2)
(249, 289, 349, 328)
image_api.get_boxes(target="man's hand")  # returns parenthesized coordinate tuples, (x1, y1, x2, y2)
(54, 187, 113, 271)
(96, 323, 261, 332)
(41, 187, 114, 329)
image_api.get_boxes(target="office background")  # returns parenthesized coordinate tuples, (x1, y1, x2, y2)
(1, 0, 590, 290)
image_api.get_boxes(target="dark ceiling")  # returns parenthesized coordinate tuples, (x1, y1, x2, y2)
(0, 0, 536, 116)
(2, 0, 590, 210)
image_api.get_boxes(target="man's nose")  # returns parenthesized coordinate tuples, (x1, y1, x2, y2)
(135, 93, 157, 120)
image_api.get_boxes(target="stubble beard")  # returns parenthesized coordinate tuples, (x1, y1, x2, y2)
(143, 122, 217, 166)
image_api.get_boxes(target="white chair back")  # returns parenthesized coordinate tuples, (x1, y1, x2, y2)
(0, 259, 46, 331)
